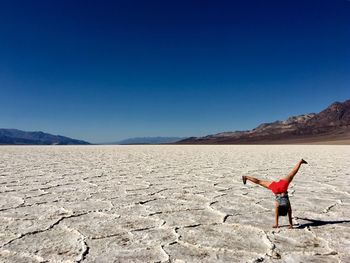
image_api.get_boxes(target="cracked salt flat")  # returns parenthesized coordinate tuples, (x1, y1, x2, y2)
(0, 145, 349, 262)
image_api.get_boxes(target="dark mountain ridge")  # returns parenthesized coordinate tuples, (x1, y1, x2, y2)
(0, 129, 91, 145)
(177, 99, 350, 144)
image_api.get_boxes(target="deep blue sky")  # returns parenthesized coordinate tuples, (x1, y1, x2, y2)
(0, 0, 349, 143)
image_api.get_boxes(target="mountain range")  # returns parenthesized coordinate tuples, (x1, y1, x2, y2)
(0, 129, 90, 145)
(116, 137, 185, 145)
(2, 99, 349, 145)
(177, 99, 350, 144)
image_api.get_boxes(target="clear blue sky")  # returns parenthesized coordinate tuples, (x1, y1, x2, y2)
(0, 0, 349, 143)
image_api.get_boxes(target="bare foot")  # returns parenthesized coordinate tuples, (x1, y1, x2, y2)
(242, 176, 247, 185)
(288, 225, 294, 229)
(272, 225, 279, 228)
(301, 159, 308, 164)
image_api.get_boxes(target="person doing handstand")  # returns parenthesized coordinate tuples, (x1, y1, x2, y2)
(242, 159, 308, 229)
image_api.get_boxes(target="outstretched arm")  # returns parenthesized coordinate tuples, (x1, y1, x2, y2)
(288, 204, 293, 229)
(273, 202, 279, 228)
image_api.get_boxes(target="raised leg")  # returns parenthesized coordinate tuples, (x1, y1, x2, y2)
(282, 159, 307, 183)
(242, 176, 272, 189)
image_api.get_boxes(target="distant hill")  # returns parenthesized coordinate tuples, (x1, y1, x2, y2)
(0, 129, 91, 145)
(116, 137, 185, 145)
(177, 99, 350, 144)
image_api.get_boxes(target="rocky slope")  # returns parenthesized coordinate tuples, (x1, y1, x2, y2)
(178, 99, 350, 144)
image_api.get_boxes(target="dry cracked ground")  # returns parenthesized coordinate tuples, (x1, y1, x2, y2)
(0, 145, 349, 263)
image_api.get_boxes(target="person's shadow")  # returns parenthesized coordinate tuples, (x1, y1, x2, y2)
(295, 217, 350, 229)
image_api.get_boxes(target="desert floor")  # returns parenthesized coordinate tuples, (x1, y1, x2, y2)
(0, 145, 349, 262)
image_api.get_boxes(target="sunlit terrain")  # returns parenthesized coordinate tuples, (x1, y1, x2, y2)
(0, 145, 349, 262)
